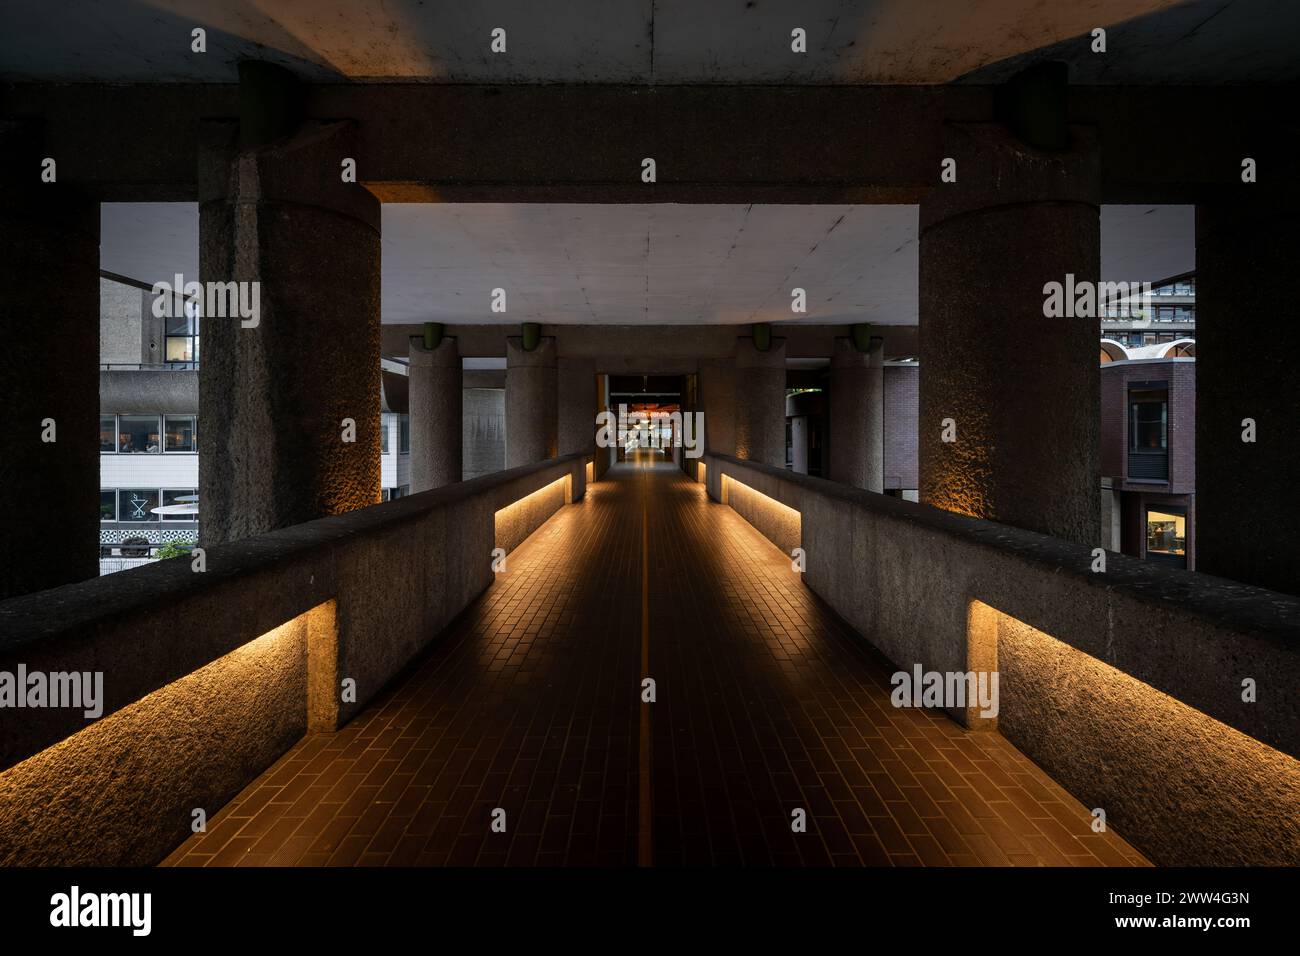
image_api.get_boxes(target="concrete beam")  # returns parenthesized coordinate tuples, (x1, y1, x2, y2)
(383, 323, 920, 365)
(3, 83, 1295, 204)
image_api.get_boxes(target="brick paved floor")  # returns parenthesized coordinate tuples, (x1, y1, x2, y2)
(163, 454, 1147, 867)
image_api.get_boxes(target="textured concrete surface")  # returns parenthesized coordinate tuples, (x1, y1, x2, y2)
(0, 614, 311, 866)
(734, 337, 787, 467)
(995, 610, 1300, 866)
(98, 276, 147, 364)
(829, 337, 884, 492)
(408, 336, 462, 492)
(0, 121, 98, 599)
(198, 120, 381, 546)
(505, 336, 558, 468)
(0, 454, 584, 864)
(698, 358, 737, 457)
(1195, 199, 1299, 595)
(100, 369, 198, 414)
(161, 459, 1144, 868)
(705, 452, 1300, 865)
(463, 388, 505, 480)
(919, 123, 1100, 546)
(557, 356, 596, 459)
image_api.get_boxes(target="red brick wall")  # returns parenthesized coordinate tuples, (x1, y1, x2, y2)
(1099, 358, 1196, 495)
(884, 364, 918, 490)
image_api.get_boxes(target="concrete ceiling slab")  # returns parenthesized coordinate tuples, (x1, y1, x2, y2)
(99, 201, 1193, 328)
(380, 203, 919, 326)
(3, 0, 1292, 84)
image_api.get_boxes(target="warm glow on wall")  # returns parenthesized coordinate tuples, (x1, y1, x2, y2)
(494, 475, 572, 557)
(720, 474, 801, 560)
(0, 600, 336, 866)
(969, 599, 1300, 866)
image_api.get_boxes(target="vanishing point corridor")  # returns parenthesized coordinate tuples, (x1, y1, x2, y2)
(165, 457, 1146, 868)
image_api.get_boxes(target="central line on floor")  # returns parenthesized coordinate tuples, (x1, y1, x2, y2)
(637, 453, 653, 867)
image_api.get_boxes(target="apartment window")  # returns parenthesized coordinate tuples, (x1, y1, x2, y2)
(118, 488, 159, 522)
(99, 416, 116, 452)
(1146, 507, 1187, 568)
(165, 302, 200, 366)
(381, 416, 390, 454)
(99, 490, 116, 522)
(117, 415, 161, 454)
(160, 489, 197, 521)
(399, 414, 410, 453)
(164, 415, 197, 452)
(1128, 387, 1169, 481)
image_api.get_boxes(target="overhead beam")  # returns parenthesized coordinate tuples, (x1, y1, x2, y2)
(2, 83, 1293, 204)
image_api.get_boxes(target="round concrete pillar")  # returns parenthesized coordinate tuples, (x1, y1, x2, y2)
(919, 123, 1100, 545)
(828, 337, 884, 492)
(1196, 198, 1300, 593)
(734, 337, 787, 467)
(0, 123, 99, 597)
(505, 336, 558, 468)
(198, 120, 381, 546)
(408, 336, 462, 492)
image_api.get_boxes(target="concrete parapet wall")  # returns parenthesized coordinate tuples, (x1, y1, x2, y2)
(0, 454, 585, 865)
(704, 453, 1300, 866)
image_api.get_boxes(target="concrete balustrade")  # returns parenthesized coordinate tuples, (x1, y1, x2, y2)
(703, 452, 1300, 866)
(0, 453, 585, 865)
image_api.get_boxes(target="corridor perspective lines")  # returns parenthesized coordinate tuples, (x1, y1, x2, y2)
(164, 455, 1146, 867)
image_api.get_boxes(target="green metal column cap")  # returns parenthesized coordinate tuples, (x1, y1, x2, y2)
(521, 322, 541, 351)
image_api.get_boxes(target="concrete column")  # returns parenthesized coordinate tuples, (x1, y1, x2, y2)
(919, 123, 1100, 545)
(734, 337, 787, 467)
(198, 120, 381, 546)
(558, 356, 596, 458)
(408, 336, 462, 492)
(789, 418, 810, 474)
(1196, 199, 1299, 593)
(0, 122, 99, 598)
(505, 336, 558, 468)
(828, 337, 884, 491)
(699, 358, 737, 457)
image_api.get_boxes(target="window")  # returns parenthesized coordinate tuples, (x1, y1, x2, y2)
(1128, 387, 1169, 481)
(1146, 508, 1187, 568)
(164, 415, 196, 452)
(165, 301, 200, 366)
(380, 416, 390, 455)
(160, 489, 197, 521)
(118, 488, 159, 522)
(1129, 391, 1167, 451)
(399, 414, 410, 453)
(100, 416, 116, 452)
(99, 490, 116, 521)
(118, 415, 161, 454)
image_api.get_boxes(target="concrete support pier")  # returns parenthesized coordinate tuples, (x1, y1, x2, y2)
(919, 123, 1100, 545)
(0, 122, 99, 598)
(505, 336, 558, 468)
(558, 356, 596, 463)
(1196, 199, 1300, 594)
(198, 120, 381, 545)
(828, 337, 884, 492)
(408, 336, 462, 492)
(733, 337, 787, 468)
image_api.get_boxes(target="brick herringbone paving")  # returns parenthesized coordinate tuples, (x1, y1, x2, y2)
(163, 455, 1147, 867)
